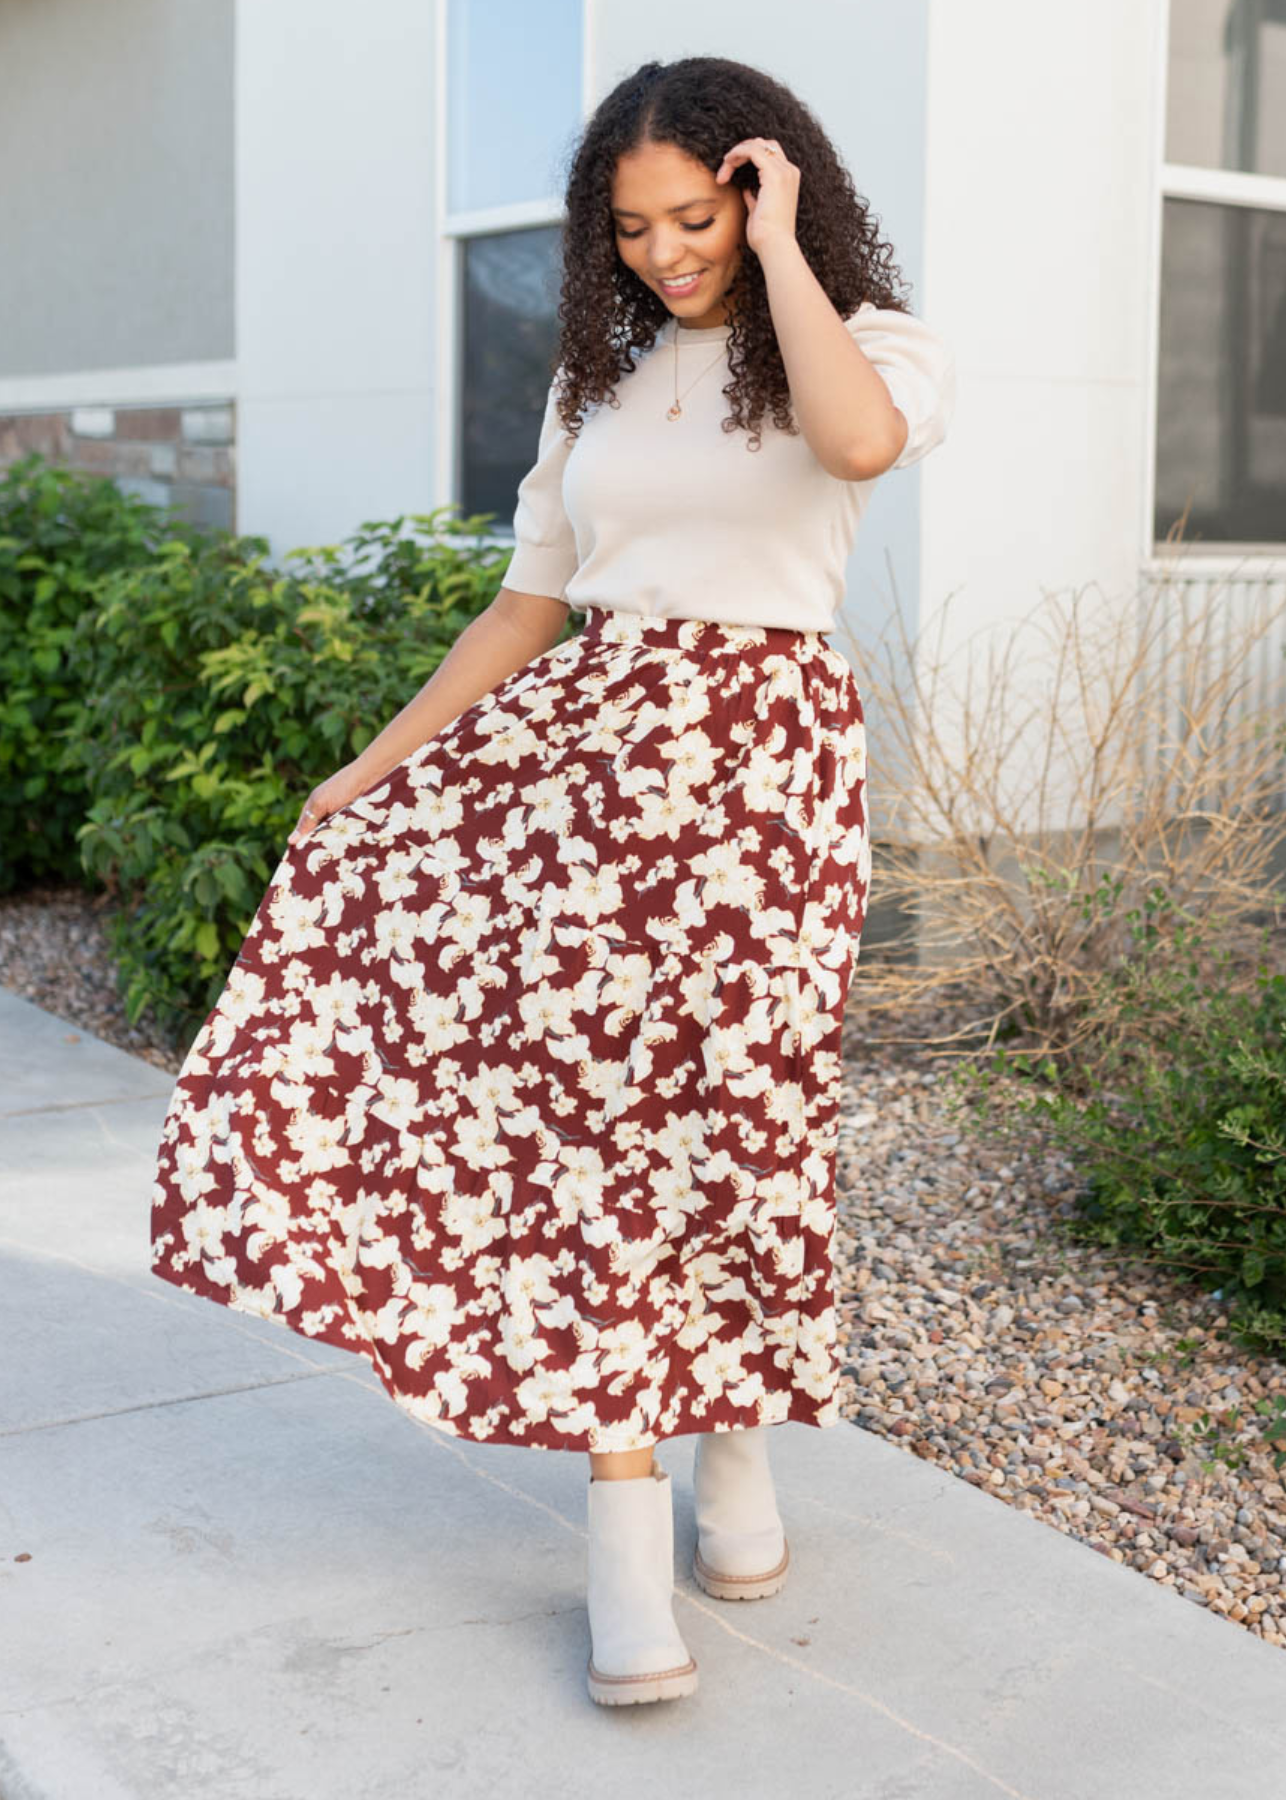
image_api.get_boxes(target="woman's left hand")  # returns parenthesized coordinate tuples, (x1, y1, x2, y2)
(715, 137, 800, 257)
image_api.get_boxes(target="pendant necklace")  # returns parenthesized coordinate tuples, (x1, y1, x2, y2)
(666, 318, 728, 420)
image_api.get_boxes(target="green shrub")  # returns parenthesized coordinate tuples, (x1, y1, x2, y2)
(0, 448, 573, 1049)
(0, 455, 196, 891)
(59, 507, 533, 1048)
(954, 902, 1286, 1353)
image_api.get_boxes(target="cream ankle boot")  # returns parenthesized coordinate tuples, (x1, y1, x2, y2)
(585, 1457, 699, 1706)
(691, 1425, 790, 1600)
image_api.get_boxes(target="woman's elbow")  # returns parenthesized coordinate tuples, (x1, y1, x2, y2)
(839, 407, 910, 483)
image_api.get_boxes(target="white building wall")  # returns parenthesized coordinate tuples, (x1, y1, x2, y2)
(914, 0, 1167, 831)
(920, 0, 1164, 655)
(0, 0, 234, 381)
(234, 0, 439, 550)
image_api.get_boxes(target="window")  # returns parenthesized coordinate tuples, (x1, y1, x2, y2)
(458, 225, 564, 534)
(441, 0, 583, 533)
(1155, 0, 1286, 549)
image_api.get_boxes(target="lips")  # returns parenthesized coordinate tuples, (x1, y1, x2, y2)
(659, 273, 702, 291)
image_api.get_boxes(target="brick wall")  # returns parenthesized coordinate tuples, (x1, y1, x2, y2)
(0, 402, 236, 532)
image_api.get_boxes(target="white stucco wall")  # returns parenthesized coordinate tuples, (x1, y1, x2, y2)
(233, 0, 439, 551)
(909, 0, 1167, 833)
(0, 0, 234, 382)
(920, 0, 1164, 647)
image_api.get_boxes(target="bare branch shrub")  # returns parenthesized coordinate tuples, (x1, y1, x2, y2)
(839, 551, 1286, 1063)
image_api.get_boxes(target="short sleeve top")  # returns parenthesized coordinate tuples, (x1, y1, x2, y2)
(501, 301, 955, 634)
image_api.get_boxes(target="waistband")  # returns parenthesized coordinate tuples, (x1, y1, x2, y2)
(579, 603, 828, 658)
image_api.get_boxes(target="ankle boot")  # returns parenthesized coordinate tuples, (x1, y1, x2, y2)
(691, 1425, 790, 1600)
(585, 1457, 699, 1706)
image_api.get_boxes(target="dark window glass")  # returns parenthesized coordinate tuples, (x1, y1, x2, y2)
(1155, 195, 1286, 547)
(458, 225, 563, 535)
(1167, 0, 1286, 178)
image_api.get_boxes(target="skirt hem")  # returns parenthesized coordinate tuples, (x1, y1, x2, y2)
(151, 1260, 846, 1455)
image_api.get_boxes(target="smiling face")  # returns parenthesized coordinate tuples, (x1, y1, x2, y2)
(609, 140, 746, 330)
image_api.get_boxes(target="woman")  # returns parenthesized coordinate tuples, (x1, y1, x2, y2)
(150, 55, 955, 1709)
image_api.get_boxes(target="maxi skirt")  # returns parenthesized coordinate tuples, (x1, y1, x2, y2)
(149, 604, 871, 1453)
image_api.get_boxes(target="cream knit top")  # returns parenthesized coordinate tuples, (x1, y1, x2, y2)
(500, 301, 956, 635)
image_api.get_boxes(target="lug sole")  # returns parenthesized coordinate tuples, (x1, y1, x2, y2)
(692, 1535, 790, 1600)
(586, 1655, 699, 1705)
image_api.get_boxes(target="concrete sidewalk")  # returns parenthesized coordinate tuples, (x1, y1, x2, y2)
(2, 983, 1284, 1800)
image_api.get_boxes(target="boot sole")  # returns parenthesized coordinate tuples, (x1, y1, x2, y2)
(692, 1535, 790, 1600)
(586, 1655, 699, 1705)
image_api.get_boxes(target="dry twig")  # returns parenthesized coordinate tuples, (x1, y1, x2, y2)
(839, 549, 1286, 1063)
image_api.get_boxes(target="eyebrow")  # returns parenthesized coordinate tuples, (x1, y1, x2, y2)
(609, 196, 717, 219)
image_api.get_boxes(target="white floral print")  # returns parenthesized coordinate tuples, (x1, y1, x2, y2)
(150, 606, 869, 1453)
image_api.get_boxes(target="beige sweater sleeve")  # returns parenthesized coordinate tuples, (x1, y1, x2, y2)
(501, 372, 579, 601)
(844, 302, 957, 470)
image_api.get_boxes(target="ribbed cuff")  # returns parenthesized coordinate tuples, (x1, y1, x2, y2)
(502, 542, 579, 599)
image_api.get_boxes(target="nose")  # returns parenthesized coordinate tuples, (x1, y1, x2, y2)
(652, 253, 699, 276)
(647, 237, 701, 273)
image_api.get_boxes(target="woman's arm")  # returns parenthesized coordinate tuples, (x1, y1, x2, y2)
(758, 237, 910, 481)
(352, 587, 570, 783)
(289, 587, 571, 843)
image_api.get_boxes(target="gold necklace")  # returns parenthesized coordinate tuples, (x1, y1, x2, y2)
(666, 318, 728, 420)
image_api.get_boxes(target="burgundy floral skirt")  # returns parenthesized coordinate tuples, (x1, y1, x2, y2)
(149, 604, 871, 1453)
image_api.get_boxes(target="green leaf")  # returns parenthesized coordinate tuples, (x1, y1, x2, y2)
(1242, 1250, 1267, 1288)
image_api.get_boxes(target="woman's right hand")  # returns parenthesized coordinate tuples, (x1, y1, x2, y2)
(287, 761, 380, 849)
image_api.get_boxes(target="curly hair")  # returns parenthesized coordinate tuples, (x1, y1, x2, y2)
(549, 55, 912, 452)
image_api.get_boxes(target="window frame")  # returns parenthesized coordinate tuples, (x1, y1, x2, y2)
(433, 0, 591, 551)
(1142, 0, 1286, 575)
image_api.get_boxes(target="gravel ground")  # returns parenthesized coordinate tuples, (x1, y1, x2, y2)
(5, 882, 1285, 1651)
